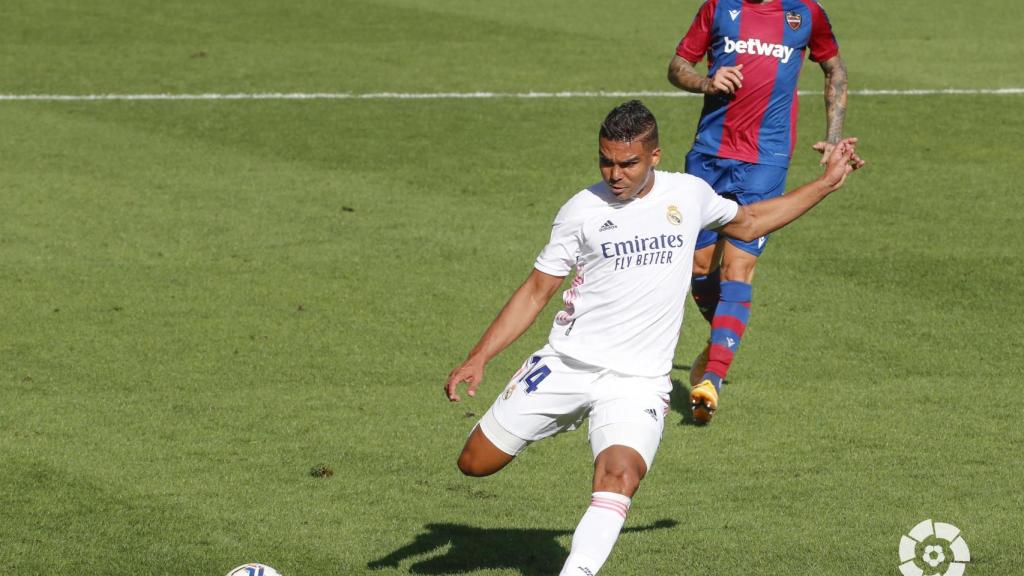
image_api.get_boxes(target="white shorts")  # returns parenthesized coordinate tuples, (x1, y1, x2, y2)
(478, 346, 672, 471)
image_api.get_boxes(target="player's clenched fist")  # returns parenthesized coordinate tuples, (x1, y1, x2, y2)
(704, 64, 744, 95)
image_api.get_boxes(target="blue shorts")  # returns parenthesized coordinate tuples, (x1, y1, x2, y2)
(686, 150, 789, 257)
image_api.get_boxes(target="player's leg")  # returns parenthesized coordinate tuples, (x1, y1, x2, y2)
(559, 445, 646, 576)
(458, 350, 590, 476)
(691, 241, 721, 323)
(695, 243, 755, 385)
(688, 240, 726, 386)
(684, 151, 732, 387)
(690, 242, 757, 423)
(456, 420, 518, 477)
(691, 162, 788, 423)
(560, 376, 669, 575)
(685, 151, 727, 325)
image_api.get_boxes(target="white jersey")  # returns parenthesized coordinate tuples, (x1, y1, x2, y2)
(534, 170, 738, 377)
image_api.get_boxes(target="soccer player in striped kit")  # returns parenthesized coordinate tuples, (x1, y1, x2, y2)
(446, 101, 863, 575)
(668, 0, 848, 423)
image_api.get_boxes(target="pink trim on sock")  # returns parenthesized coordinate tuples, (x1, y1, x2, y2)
(590, 496, 630, 519)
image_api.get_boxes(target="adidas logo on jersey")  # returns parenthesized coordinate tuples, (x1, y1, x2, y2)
(722, 36, 795, 64)
(599, 220, 617, 232)
(644, 408, 658, 421)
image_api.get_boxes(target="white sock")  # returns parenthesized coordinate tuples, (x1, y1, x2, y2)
(559, 491, 631, 576)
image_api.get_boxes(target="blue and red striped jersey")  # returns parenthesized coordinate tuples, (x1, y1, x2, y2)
(676, 0, 839, 167)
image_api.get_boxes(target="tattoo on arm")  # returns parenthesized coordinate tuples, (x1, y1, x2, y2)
(668, 56, 709, 95)
(821, 56, 848, 144)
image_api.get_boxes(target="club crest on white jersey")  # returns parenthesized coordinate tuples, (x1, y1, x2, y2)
(667, 205, 683, 225)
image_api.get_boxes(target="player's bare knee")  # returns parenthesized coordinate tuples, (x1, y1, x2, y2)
(457, 428, 516, 477)
(457, 450, 494, 477)
(594, 457, 644, 496)
(457, 456, 484, 477)
(594, 465, 641, 496)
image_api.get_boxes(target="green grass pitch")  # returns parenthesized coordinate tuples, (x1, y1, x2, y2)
(2, 0, 1023, 574)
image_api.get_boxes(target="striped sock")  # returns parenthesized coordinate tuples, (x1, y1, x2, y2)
(559, 492, 631, 576)
(690, 268, 721, 324)
(702, 281, 752, 392)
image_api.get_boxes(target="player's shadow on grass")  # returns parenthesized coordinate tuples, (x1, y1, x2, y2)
(367, 519, 677, 575)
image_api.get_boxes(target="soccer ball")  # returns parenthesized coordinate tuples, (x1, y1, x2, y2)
(226, 563, 282, 576)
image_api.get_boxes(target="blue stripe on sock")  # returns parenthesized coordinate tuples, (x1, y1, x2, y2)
(720, 281, 752, 303)
(715, 301, 750, 322)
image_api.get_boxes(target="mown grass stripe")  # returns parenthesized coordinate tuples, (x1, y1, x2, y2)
(1, 88, 1022, 102)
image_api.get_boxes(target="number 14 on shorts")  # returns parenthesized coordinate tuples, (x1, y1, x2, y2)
(516, 356, 550, 394)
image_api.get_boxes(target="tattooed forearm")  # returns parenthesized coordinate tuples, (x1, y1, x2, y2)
(821, 55, 848, 144)
(668, 55, 710, 95)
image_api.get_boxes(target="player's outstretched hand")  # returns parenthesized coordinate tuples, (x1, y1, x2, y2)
(706, 64, 744, 95)
(811, 141, 835, 165)
(445, 359, 485, 402)
(820, 137, 865, 191)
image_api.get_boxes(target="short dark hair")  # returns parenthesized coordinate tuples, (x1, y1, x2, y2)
(599, 100, 659, 148)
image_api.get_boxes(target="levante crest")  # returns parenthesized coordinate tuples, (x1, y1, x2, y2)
(785, 11, 802, 30)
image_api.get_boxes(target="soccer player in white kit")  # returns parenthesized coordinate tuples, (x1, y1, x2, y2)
(445, 100, 863, 575)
